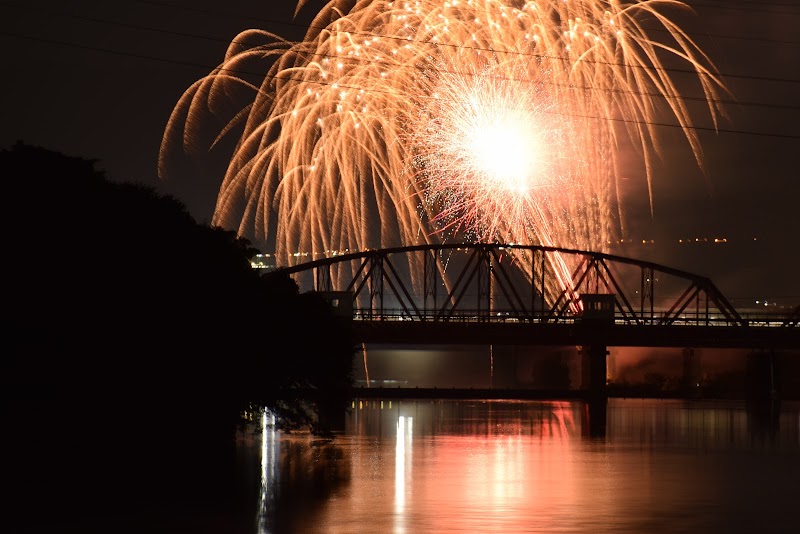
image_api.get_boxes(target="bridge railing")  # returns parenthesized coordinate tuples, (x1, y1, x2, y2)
(352, 308, 797, 327)
(271, 244, 798, 329)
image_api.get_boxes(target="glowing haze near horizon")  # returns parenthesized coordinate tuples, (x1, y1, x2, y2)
(160, 0, 727, 301)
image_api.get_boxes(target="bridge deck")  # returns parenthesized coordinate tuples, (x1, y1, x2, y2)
(354, 319, 800, 349)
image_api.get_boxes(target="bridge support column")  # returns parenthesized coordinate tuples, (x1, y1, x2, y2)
(746, 350, 780, 439)
(681, 348, 701, 398)
(580, 345, 608, 398)
(746, 349, 778, 401)
(490, 345, 519, 388)
(580, 345, 608, 437)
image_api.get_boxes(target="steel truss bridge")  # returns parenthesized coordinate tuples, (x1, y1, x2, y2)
(269, 243, 799, 350)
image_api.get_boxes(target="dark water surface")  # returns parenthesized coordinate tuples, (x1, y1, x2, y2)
(247, 398, 800, 534)
(11, 398, 799, 533)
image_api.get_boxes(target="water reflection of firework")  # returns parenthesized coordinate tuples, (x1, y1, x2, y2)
(160, 0, 726, 300)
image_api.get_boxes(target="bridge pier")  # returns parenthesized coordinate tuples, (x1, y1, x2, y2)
(746, 350, 781, 439)
(580, 344, 608, 437)
(580, 344, 609, 399)
(681, 348, 702, 398)
(746, 349, 778, 401)
(490, 345, 519, 388)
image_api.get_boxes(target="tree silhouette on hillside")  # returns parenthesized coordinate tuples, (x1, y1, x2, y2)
(2, 141, 357, 530)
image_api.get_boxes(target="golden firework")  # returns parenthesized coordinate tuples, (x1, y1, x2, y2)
(160, 0, 727, 302)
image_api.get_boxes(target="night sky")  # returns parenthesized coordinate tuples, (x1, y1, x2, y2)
(3, 0, 798, 310)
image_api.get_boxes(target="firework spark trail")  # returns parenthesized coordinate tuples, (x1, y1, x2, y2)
(160, 0, 727, 306)
(406, 58, 588, 303)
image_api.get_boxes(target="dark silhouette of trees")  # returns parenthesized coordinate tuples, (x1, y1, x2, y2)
(2, 141, 357, 531)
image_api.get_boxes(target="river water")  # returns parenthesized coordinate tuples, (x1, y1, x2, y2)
(240, 398, 800, 534)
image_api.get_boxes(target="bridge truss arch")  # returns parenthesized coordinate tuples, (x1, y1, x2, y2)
(263, 243, 793, 327)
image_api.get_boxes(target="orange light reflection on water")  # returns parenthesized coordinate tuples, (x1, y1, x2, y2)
(258, 399, 800, 533)
(348, 400, 585, 533)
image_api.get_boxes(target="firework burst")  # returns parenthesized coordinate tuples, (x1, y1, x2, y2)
(160, 0, 727, 302)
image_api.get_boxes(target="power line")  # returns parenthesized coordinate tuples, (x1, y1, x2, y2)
(4, 8, 800, 94)
(132, 0, 800, 48)
(3, 1, 799, 138)
(687, 0, 800, 16)
(3, 29, 798, 140)
(5, 0, 800, 86)
(135, 0, 800, 27)
(6, 1, 800, 73)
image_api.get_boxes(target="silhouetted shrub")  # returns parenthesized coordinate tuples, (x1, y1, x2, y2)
(2, 142, 356, 526)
